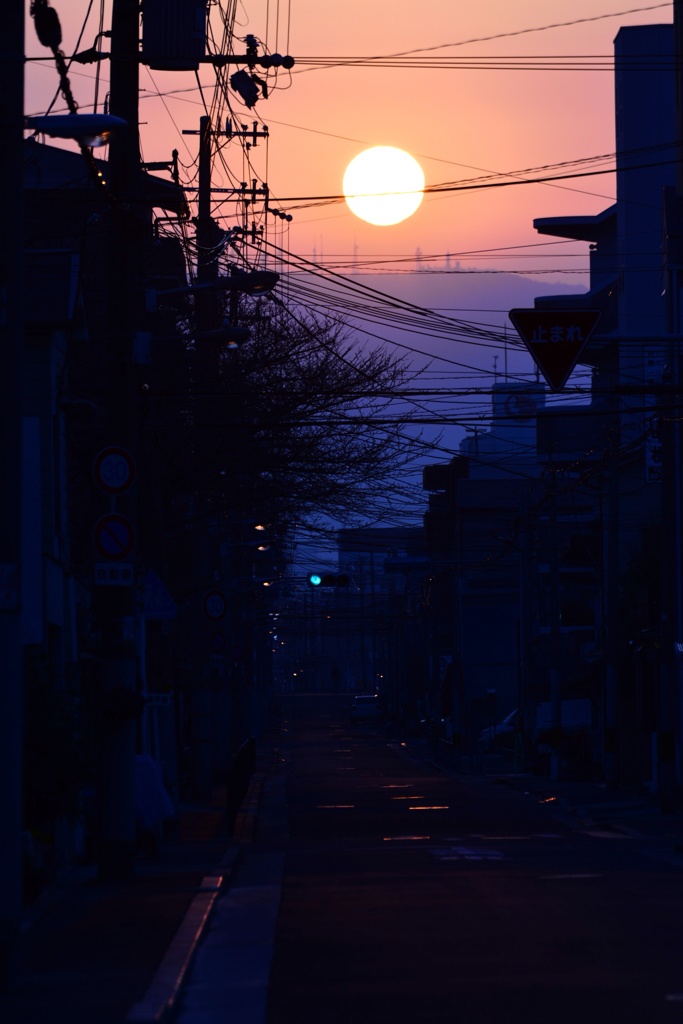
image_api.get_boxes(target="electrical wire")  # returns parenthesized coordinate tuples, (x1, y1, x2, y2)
(286, 4, 671, 74)
(26, 0, 674, 538)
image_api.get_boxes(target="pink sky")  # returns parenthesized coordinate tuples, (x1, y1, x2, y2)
(21, 1, 676, 548)
(24, 1, 672, 280)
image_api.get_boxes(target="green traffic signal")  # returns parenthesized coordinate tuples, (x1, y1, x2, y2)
(307, 572, 350, 587)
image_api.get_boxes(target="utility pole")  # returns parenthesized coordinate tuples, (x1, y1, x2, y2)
(676, 0, 683, 198)
(196, 115, 220, 321)
(603, 409, 620, 787)
(190, 114, 221, 798)
(548, 465, 562, 781)
(659, 0, 683, 808)
(655, 2, 683, 806)
(94, 0, 144, 881)
(0, 0, 24, 984)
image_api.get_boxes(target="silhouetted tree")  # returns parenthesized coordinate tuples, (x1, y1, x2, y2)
(150, 297, 420, 585)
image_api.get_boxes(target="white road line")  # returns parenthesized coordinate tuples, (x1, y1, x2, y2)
(584, 829, 629, 839)
(431, 845, 504, 861)
(539, 873, 603, 880)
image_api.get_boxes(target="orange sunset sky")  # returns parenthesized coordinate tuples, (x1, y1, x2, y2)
(24, 1, 674, 281)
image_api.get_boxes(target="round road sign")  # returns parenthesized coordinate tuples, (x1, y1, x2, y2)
(93, 446, 136, 495)
(93, 513, 135, 561)
(210, 630, 227, 654)
(204, 590, 227, 620)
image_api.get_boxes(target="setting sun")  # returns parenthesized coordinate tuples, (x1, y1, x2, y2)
(342, 146, 425, 226)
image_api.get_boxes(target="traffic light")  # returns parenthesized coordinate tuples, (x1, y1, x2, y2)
(307, 573, 350, 587)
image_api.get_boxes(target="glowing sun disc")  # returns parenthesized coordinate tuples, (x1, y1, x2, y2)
(343, 146, 424, 226)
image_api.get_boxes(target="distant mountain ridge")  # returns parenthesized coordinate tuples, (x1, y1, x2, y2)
(346, 269, 586, 324)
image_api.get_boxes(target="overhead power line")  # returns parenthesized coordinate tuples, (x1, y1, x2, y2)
(287, 3, 672, 74)
(273, 154, 677, 208)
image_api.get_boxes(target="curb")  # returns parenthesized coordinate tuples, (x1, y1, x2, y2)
(124, 775, 266, 1024)
(233, 773, 266, 843)
(125, 873, 226, 1024)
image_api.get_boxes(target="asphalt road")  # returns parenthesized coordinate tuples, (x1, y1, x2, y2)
(259, 696, 683, 1024)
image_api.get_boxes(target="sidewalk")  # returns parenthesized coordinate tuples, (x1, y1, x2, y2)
(0, 778, 260, 1024)
(4, 727, 683, 1024)
(506, 772, 683, 845)
(406, 734, 683, 849)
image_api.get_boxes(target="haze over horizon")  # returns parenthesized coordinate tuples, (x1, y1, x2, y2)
(25, 1, 671, 267)
(22, 0, 653, 560)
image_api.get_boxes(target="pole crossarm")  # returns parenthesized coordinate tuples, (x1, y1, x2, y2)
(183, 122, 269, 146)
(139, 52, 294, 69)
(198, 53, 295, 69)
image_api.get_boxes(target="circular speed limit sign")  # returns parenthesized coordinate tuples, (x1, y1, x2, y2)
(93, 447, 135, 496)
(204, 590, 227, 620)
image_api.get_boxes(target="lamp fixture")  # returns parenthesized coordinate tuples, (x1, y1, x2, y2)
(148, 269, 279, 308)
(194, 324, 252, 346)
(25, 113, 127, 147)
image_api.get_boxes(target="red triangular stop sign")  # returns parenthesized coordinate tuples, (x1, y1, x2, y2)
(509, 308, 602, 391)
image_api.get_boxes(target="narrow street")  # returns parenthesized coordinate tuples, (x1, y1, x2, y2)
(266, 697, 683, 1024)
(174, 694, 683, 1023)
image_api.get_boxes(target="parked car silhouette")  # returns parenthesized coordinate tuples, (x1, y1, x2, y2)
(478, 709, 519, 749)
(350, 695, 381, 721)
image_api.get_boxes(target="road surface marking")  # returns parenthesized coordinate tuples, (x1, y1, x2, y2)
(431, 845, 504, 861)
(383, 835, 431, 842)
(539, 873, 603, 880)
(584, 829, 629, 839)
(478, 835, 526, 840)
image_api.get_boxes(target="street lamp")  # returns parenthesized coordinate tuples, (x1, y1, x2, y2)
(236, 269, 280, 295)
(193, 323, 252, 347)
(25, 113, 127, 147)
(147, 269, 279, 308)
